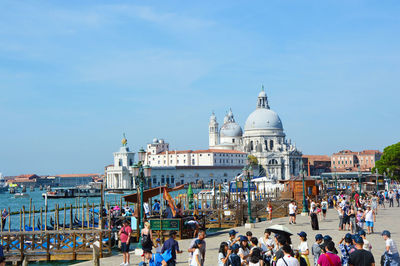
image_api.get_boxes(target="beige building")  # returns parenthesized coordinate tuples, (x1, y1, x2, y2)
(331, 150, 382, 172)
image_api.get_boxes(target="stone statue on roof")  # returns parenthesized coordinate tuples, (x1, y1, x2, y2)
(122, 133, 127, 147)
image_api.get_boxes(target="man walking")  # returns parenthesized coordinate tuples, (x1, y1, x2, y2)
(188, 230, 206, 265)
(348, 235, 375, 266)
(161, 231, 182, 266)
(288, 200, 297, 224)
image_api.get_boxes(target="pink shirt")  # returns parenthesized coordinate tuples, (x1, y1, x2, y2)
(317, 252, 341, 266)
(119, 225, 132, 243)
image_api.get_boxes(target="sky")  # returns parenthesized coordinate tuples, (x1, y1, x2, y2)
(0, 0, 399, 176)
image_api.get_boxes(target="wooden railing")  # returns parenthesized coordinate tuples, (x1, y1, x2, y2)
(0, 229, 112, 263)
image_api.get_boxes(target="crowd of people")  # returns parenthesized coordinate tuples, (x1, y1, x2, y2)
(111, 187, 400, 266)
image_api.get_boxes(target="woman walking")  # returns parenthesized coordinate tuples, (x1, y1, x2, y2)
(349, 205, 356, 234)
(310, 204, 319, 230)
(297, 232, 310, 266)
(141, 221, 154, 264)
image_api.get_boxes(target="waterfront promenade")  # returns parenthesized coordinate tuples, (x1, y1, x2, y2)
(76, 205, 400, 265)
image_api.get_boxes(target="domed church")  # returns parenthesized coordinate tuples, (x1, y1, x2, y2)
(209, 87, 302, 180)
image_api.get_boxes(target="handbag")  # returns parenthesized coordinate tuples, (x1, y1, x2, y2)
(162, 249, 172, 262)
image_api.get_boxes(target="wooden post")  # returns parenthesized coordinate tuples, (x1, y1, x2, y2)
(63, 203, 66, 230)
(32, 205, 35, 230)
(72, 232, 77, 260)
(56, 204, 59, 230)
(40, 207, 43, 231)
(44, 206, 47, 231)
(22, 206, 25, 231)
(70, 204, 73, 230)
(82, 203, 84, 230)
(29, 198, 32, 227)
(93, 241, 100, 266)
(8, 207, 11, 232)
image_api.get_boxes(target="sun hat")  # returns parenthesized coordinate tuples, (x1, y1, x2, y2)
(229, 229, 238, 236)
(382, 230, 391, 237)
(298, 231, 307, 238)
(315, 234, 323, 240)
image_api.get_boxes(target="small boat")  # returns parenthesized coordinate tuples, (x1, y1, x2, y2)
(106, 189, 124, 195)
(14, 193, 29, 198)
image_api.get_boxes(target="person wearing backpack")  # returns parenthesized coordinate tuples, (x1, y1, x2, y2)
(339, 233, 356, 266)
(142, 249, 167, 266)
(118, 219, 132, 266)
(161, 231, 182, 266)
(141, 222, 155, 264)
(227, 244, 241, 266)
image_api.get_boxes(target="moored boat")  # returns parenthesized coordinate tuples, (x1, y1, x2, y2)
(14, 193, 29, 198)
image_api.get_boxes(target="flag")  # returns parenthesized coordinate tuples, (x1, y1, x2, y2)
(163, 187, 176, 217)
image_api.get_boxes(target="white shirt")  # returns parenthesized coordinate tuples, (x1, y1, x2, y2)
(363, 238, 372, 252)
(155, 243, 162, 254)
(386, 238, 399, 255)
(365, 210, 374, 222)
(259, 236, 274, 253)
(238, 247, 250, 263)
(289, 203, 296, 214)
(277, 255, 300, 266)
(190, 248, 202, 266)
(298, 241, 309, 254)
(321, 201, 328, 209)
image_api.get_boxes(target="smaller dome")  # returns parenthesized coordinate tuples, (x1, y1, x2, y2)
(258, 90, 266, 98)
(220, 122, 243, 137)
(153, 138, 158, 144)
(159, 139, 165, 144)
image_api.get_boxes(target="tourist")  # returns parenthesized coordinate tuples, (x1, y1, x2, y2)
(142, 249, 167, 266)
(228, 244, 242, 266)
(382, 230, 400, 266)
(389, 190, 395, 207)
(259, 228, 274, 262)
(288, 200, 296, 224)
(396, 189, 400, 207)
(249, 237, 264, 266)
(339, 233, 356, 266)
(118, 219, 132, 266)
(165, 201, 173, 218)
(276, 245, 299, 266)
(365, 205, 376, 234)
(297, 231, 310, 266)
(323, 235, 338, 255)
(336, 204, 344, 231)
(238, 235, 250, 265)
(187, 215, 200, 238)
(342, 201, 351, 231)
(317, 241, 341, 266)
(379, 192, 385, 208)
(349, 205, 356, 234)
(141, 221, 154, 256)
(247, 231, 253, 242)
(190, 239, 204, 266)
(311, 234, 323, 266)
(218, 242, 230, 266)
(358, 230, 372, 252)
(227, 229, 239, 247)
(1, 209, 8, 230)
(162, 231, 182, 266)
(371, 194, 378, 215)
(310, 203, 319, 230)
(174, 203, 184, 218)
(188, 230, 206, 266)
(356, 208, 365, 233)
(294, 250, 308, 266)
(155, 238, 162, 254)
(321, 198, 328, 219)
(267, 202, 273, 222)
(152, 200, 161, 215)
(348, 235, 375, 266)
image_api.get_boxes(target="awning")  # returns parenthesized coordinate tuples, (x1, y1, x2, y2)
(123, 184, 186, 203)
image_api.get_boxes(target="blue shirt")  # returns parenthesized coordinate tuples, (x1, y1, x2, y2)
(228, 253, 241, 266)
(153, 202, 160, 212)
(339, 243, 355, 265)
(149, 253, 165, 266)
(161, 237, 180, 261)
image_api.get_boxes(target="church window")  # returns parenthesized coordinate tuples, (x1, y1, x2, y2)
(129, 159, 133, 166)
(166, 177, 170, 183)
(153, 178, 157, 184)
(161, 177, 165, 184)
(192, 159, 195, 164)
(171, 178, 175, 184)
(250, 141, 254, 151)
(264, 140, 268, 151)
(270, 140, 274, 150)
(119, 159, 122, 166)
(232, 139, 235, 143)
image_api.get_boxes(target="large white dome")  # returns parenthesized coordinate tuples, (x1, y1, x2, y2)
(244, 108, 283, 131)
(220, 122, 243, 137)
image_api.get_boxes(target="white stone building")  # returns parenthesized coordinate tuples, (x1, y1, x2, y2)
(105, 137, 136, 190)
(209, 87, 302, 180)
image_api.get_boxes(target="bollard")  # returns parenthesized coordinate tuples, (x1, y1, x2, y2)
(93, 241, 100, 266)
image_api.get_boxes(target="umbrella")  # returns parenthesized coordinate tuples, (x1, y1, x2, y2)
(267, 224, 293, 236)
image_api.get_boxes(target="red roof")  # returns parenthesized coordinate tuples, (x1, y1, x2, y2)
(303, 155, 331, 161)
(15, 174, 39, 179)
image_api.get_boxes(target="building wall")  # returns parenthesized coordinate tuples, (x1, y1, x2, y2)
(331, 150, 382, 172)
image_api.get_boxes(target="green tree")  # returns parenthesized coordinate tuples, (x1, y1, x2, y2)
(247, 155, 258, 167)
(372, 142, 400, 181)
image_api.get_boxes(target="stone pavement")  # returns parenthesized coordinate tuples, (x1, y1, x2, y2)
(76, 205, 400, 266)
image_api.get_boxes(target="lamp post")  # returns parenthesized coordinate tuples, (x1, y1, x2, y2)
(301, 164, 308, 214)
(133, 148, 152, 249)
(375, 169, 379, 192)
(243, 165, 254, 224)
(334, 166, 338, 195)
(358, 165, 362, 195)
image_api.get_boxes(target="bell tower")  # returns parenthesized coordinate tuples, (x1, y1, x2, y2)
(209, 112, 219, 148)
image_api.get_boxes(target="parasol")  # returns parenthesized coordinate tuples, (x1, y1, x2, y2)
(267, 224, 293, 236)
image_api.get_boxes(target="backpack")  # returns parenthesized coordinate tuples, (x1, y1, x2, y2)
(141, 233, 152, 247)
(250, 248, 263, 263)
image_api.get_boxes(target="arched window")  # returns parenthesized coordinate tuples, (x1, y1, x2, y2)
(265, 140, 269, 151)
(270, 140, 274, 150)
(268, 159, 278, 165)
(250, 141, 254, 151)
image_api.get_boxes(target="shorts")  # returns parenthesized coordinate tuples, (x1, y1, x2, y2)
(343, 216, 350, 224)
(289, 213, 296, 217)
(121, 242, 130, 253)
(322, 209, 327, 214)
(365, 221, 374, 227)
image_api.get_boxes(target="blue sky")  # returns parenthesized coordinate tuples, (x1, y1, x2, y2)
(1, 1, 399, 176)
